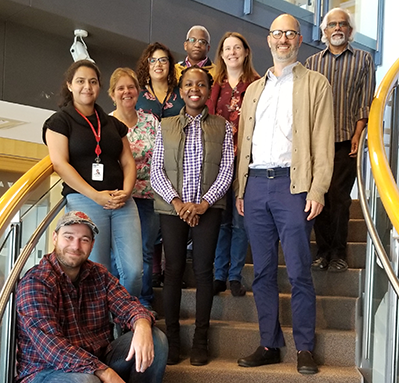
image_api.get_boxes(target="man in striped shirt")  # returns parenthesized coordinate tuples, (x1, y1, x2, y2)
(305, 8, 375, 273)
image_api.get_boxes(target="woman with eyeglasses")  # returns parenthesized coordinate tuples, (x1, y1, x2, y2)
(136, 42, 185, 120)
(136, 42, 185, 289)
(207, 32, 259, 298)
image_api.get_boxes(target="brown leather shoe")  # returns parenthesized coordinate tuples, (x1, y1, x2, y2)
(238, 346, 280, 367)
(297, 351, 318, 374)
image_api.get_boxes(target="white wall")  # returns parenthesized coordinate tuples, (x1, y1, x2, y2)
(0, 101, 54, 144)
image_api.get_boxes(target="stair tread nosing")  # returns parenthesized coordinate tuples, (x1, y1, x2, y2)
(163, 359, 362, 383)
(154, 288, 358, 330)
(156, 319, 356, 367)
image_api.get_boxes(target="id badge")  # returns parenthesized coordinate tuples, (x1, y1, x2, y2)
(92, 163, 104, 181)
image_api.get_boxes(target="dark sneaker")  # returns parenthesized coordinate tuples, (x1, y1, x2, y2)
(213, 280, 227, 295)
(230, 280, 246, 297)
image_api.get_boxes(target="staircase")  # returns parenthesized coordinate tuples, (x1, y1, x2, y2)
(154, 200, 366, 382)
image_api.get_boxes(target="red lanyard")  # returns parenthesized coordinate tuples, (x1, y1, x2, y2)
(75, 108, 102, 161)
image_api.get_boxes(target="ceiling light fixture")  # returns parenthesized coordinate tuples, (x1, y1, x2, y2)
(70, 29, 94, 62)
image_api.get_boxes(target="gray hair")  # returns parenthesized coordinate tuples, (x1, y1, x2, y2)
(320, 8, 356, 45)
(186, 25, 211, 45)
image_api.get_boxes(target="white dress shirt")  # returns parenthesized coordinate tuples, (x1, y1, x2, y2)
(250, 62, 297, 169)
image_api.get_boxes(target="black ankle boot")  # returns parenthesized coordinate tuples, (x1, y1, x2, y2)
(166, 331, 180, 365)
(167, 343, 180, 365)
(190, 330, 208, 366)
(190, 344, 208, 366)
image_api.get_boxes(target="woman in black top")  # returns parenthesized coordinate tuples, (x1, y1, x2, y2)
(43, 60, 143, 298)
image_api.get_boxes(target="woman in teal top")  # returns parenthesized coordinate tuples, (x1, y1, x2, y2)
(136, 42, 184, 120)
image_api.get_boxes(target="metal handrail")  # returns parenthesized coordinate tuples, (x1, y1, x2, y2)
(357, 128, 399, 297)
(0, 197, 66, 319)
(368, 59, 399, 234)
(0, 156, 54, 239)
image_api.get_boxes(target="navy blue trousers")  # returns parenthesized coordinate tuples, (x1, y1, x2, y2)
(243, 175, 316, 351)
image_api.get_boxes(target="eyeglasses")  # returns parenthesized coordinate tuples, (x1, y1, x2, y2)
(270, 30, 300, 40)
(326, 21, 349, 29)
(148, 57, 169, 65)
(186, 37, 209, 46)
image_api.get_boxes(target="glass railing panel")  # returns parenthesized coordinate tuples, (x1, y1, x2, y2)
(364, 181, 398, 383)
(17, 174, 64, 277)
(0, 223, 18, 383)
(358, 70, 399, 383)
(0, 173, 64, 383)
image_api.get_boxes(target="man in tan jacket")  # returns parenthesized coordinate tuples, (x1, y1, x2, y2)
(235, 14, 334, 375)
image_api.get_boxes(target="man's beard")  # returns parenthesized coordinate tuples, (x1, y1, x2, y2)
(55, 245, 86, 270)
(329, 32, 347, 46)
(271, 43, 299, 63)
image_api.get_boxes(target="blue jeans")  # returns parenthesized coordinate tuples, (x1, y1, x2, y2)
(30, 327, 168, 383)
(134, 198, 160, 308)
(214, 186, 248, 282)
(66, 194, 143, 298)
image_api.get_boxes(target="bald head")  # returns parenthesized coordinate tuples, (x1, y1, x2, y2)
(270, 14, 300, 33)
(268, 14, 302, 68)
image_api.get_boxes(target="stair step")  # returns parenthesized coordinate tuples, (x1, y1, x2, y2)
(163, 359, 362, 383)
(310, 242, 366, 269)
(156, 319, 356, 367)
(153, 288, 357, 330)
(310, 219, 367, 243)
(241, 265, 362, 297)
(349, 200, 363, 219)
(245, 241, 366, 268)
(183, 262, 362, 297)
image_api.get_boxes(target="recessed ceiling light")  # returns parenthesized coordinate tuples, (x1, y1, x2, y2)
(0, 118, 26, 129)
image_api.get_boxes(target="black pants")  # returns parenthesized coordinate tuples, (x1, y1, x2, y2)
(160, 208, 222, 341)
(314, 140, 357, 260)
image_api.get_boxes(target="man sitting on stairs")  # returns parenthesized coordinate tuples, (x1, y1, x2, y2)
(15, 211, 168, 383)
(234, 14, 334, 375)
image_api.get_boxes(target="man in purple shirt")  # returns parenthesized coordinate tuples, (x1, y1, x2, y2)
(15, 211, 168, 383)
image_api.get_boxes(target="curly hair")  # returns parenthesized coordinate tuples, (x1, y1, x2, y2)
(136, 42, 177, 94)
(59, 60, 101, 108)
(213, 32, 258, 86)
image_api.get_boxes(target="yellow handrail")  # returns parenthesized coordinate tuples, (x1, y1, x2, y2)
(368, 59, 399, 234)
(0, 155, 53, 239)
